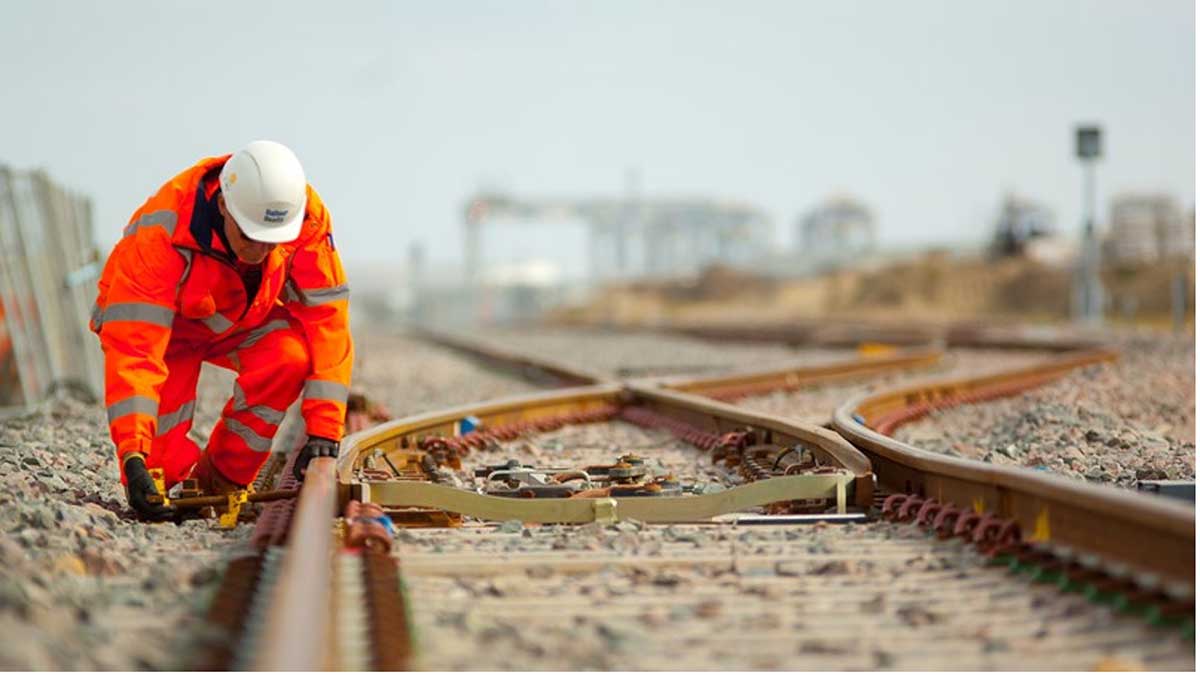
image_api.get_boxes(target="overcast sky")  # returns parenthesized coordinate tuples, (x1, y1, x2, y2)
(1, 0, 1194, 277)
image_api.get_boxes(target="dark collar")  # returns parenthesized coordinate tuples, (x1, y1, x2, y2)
(189, 167, 236, 263)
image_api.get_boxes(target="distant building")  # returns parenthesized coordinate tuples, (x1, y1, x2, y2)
(1105, 194, 1192, 264)
(795, 195, 875, 263)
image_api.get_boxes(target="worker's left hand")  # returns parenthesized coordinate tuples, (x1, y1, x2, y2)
(124, 455, 176, 522)
(293, 436, 339, 482)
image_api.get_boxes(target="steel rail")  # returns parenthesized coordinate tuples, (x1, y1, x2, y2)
(337, 384, 626, 482)
(253, 456, 338, 671)
(412, 326, 612, 386)
(361, 473, 854, 523)
(831, 348, 1195, 588)
(645, 346, 942, 400)
(627, 385, 874, 508)
(623, 318, 1109, 352)
(232, 327, 1187, 671)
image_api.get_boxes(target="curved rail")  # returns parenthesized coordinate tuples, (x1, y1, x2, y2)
(831, 348, 1195, 588)
(338, 383, 875, 512)
(648, 346, 942, 402)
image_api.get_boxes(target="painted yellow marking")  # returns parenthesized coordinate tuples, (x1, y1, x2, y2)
(1030, 508, 1052, 542)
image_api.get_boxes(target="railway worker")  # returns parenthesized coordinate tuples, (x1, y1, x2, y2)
(90, 140, 353, 520)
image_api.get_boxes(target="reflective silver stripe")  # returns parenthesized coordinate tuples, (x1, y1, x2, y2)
(304, 379, 350, 405)
(295, 283, 349, 306)
(157, 400, 195, 436)
(89, 301, 103, 330)
(247, 404, 286, 426)
(232, 381, 249, 410)
(99, 302, 175, 328)
(106, 395, 158, 424)
(175, 248, 193, 293)
(202, 313, 235, 334)
(282, 280, 301, 304)
(122, 210, 178, 238)
(237, 319, 290, 350)
(224, 418, 274, 452)
(232, 382, 287, 426)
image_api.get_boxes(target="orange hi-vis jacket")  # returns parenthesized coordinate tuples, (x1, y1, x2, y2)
(91, 155, 353, 467)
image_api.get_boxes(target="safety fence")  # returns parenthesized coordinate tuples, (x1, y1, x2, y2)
(0, 166, 103, 412)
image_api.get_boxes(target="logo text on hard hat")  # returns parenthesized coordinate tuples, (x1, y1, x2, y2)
(264, 208, 289, 223)
(228, 172, 238, 186)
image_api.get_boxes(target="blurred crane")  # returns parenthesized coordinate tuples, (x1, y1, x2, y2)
(795, 195, 875, 266)
(462, 191, 772, 285)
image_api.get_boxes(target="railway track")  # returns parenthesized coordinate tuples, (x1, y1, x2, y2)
(196, 327, 1193, 669)
(629, 317, 1110, 352)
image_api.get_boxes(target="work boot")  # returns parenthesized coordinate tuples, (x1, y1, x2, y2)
(190, 452, 246, 499)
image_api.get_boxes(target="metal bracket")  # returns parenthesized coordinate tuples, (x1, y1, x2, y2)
(364, 471, 855, 524)
(592, 497, 618, 523)
(148, 467, 171, 506)
(218, 488, 252, 529)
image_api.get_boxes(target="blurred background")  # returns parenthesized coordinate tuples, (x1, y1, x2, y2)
(0, 0, 1194, 407)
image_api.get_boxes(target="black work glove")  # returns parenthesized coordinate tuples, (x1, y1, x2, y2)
(123, 455, 175, 522)
(294, 436, 339, 482)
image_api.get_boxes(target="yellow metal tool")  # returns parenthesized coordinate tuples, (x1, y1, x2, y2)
(218, 487, 252, 529)
(146, 467, 257, 528)
(148, 468, 171, 506)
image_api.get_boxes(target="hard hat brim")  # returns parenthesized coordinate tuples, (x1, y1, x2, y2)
(225, 195, 306, 244)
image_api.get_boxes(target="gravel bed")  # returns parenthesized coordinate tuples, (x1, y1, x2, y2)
(0, 331, 536, 670)
(894, 334, 1195, 488)
(478, 327, 855, 377)
(732, 348, 1052, 426)
(397, 521, 1192, 670)
(353, 331, 542, 417)
(0, 396, 243, 670)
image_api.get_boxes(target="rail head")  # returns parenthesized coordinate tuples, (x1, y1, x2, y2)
(252, 456, 338, 671)
(621, 318, 1114, 353)
(641, 346, 944, 395)
(853, 347, 1120, 425)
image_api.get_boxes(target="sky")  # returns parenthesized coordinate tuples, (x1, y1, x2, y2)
(0, 0, 1194, 281)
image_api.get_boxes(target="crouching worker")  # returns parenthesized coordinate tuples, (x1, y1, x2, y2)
(91, 140, 353, 520)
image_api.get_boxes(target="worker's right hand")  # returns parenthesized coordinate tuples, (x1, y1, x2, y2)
(293, 436, 339, 482)
(123, 455, 175, 522)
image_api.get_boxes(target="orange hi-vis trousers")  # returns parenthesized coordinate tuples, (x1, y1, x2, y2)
(149, 307, 311, 487)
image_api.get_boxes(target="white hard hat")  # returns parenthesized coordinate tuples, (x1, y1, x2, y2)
(219, 140, 307, 243)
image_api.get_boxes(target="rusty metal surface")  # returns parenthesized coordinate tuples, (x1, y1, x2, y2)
(632, 318, 1110, 352)
(252, 456, 338, 671)
(644, 346, 943, 401)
